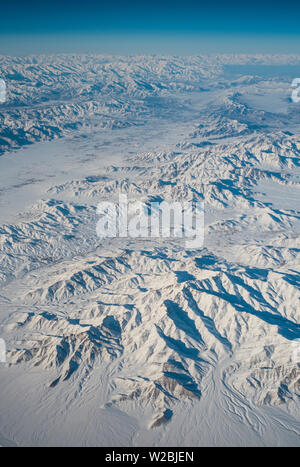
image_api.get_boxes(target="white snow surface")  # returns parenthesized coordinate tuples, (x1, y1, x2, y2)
(0, 54, 299, 446)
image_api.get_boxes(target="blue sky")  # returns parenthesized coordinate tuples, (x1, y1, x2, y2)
(1, 0, 300, 54)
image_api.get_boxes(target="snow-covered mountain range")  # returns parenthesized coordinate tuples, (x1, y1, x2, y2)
(0, 54, 299, 446)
